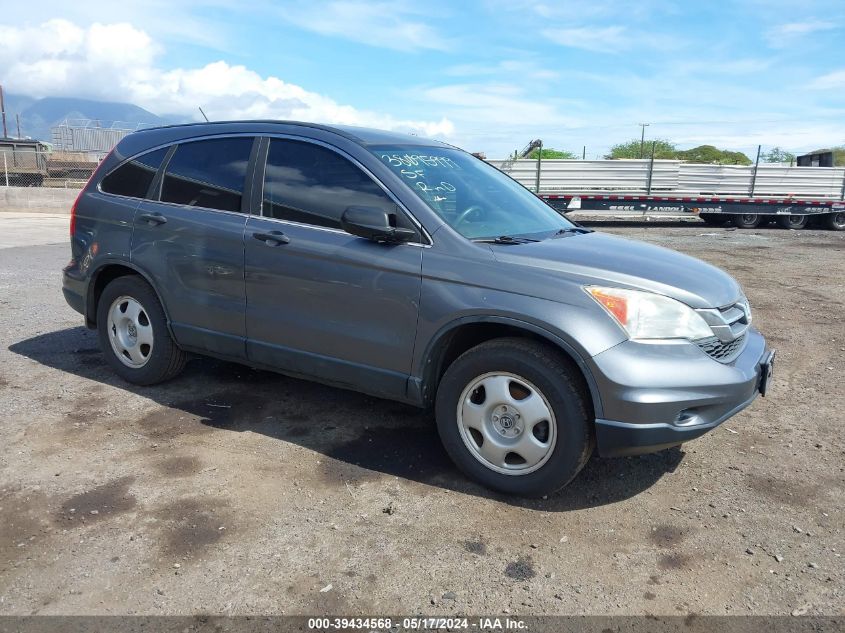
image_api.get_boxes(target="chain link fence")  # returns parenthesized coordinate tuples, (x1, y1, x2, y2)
(0, 149, 99, 188)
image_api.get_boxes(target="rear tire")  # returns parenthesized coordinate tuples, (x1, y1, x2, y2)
(96, 276, 187, 385)
(732, 213, 761, 229)
(825, 211, 845, 231)
(777, 214, 808, 230)
(435, 338, 593, 497)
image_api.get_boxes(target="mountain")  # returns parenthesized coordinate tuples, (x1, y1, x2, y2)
(1, 94, 173, 142)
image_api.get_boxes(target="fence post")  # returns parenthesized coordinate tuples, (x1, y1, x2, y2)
(535, 140, 542, 193)
(3, 152, 8, 187)
(749, 144, 761, 196)
(645, 141, 656, 195)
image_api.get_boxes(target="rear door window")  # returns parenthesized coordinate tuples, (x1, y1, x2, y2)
(100, 147, 169, 198)
(160, 137, 254, 212)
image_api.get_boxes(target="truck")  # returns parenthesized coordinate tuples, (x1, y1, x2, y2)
(0, 138, 100, 187)
(0, 138, 49, 186)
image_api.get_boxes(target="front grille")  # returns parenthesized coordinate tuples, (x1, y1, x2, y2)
(697, 333, 746, 362)
(695, 298, 751, 362)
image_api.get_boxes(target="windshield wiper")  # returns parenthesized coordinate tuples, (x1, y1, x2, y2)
(473, 235, 540, 245)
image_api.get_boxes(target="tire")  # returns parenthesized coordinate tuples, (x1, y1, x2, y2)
(732, 213, 761, 229)
(698, 213, 723, 226)
(777, 214, 808, 230)
(825, 211, 845, 231)
(435, 338, 593, 497)
(96, 275, 187, 385)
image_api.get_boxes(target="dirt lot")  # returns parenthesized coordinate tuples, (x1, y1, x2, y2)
(0, 218, 843, 617)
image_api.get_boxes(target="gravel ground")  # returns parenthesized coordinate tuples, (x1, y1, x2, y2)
(0, 218, 843, 616)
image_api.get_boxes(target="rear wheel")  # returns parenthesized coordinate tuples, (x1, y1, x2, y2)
(96, 276, 187, 385)
(825, 211, 845, 231)
(732, 213, 761, 229)
(435, 338, 593, 497)
(777, 214, 808, 230)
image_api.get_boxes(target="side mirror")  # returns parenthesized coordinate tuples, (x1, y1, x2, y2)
(340, 206, 416, 244)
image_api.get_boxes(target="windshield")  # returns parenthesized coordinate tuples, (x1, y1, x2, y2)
(370, 145, 575, 240)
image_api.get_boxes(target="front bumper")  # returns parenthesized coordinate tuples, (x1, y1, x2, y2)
(588, 327, 771, 457)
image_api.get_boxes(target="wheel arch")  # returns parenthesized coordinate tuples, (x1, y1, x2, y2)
(414, 316, 603, 418)
(86, 261, 171, 330)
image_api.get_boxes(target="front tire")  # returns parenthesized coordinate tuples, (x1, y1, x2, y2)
(96, 276, 187, 385)
(435, 338, 593, 497)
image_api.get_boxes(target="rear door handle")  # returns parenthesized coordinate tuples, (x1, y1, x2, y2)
(138, 212, 167, 226)
(252, 230, 290, 246)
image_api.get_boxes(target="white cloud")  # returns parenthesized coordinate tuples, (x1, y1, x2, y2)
(773, 19, 838, 36)
(765, 19, 839, 47)
(672, 58, 773, 75)
(0, 19, 453, 138)
(541, 26, 629, 53)
(807, 69, 845, 89)
(1, 0, 235, 51)
(275, 1, 451, 51)
(421, 83, 581, 129)
(445, 59, 559, 80)
(540, 25, 682, 54)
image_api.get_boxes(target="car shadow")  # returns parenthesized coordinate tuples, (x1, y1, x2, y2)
(9, 326, 685, 511)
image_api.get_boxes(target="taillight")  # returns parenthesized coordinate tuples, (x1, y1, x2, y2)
(71, 149, 114, 237)
(69, 189, 82, 236)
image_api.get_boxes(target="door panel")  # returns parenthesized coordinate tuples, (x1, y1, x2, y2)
(130, 136, 254, 358)
(244, 218, 422, 398)
(132, 203, 248, 357)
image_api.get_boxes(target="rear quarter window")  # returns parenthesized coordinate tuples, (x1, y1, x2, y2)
(100, 147, 169, 198)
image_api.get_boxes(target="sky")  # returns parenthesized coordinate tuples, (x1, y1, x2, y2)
(1, 0, 844, 158)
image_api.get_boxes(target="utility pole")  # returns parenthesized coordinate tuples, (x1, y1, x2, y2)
(0, 85, 8, 138)
(16, 114, 21, 139)
(638, 123, 650, 159)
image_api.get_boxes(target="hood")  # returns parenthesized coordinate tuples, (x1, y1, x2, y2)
(491, 231, 742, 309)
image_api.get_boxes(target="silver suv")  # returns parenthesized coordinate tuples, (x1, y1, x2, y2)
(62, 121, 774, 496)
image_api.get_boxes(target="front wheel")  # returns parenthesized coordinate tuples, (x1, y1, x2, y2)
(435, 338, 593, 497)
(96, 275, 187, 385)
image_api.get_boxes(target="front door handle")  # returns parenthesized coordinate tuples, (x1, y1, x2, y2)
(252, 230, 290, 246)
(138, 212, 167, 226)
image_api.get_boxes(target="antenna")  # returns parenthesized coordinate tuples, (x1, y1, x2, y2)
(198, 107, 209, 122)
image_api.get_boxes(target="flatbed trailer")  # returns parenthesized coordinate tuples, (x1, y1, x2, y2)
(490, 157, 845, 231)
(540, 192, 845, 231)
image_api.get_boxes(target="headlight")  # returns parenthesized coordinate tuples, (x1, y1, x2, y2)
(585, 286, 713, 341)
